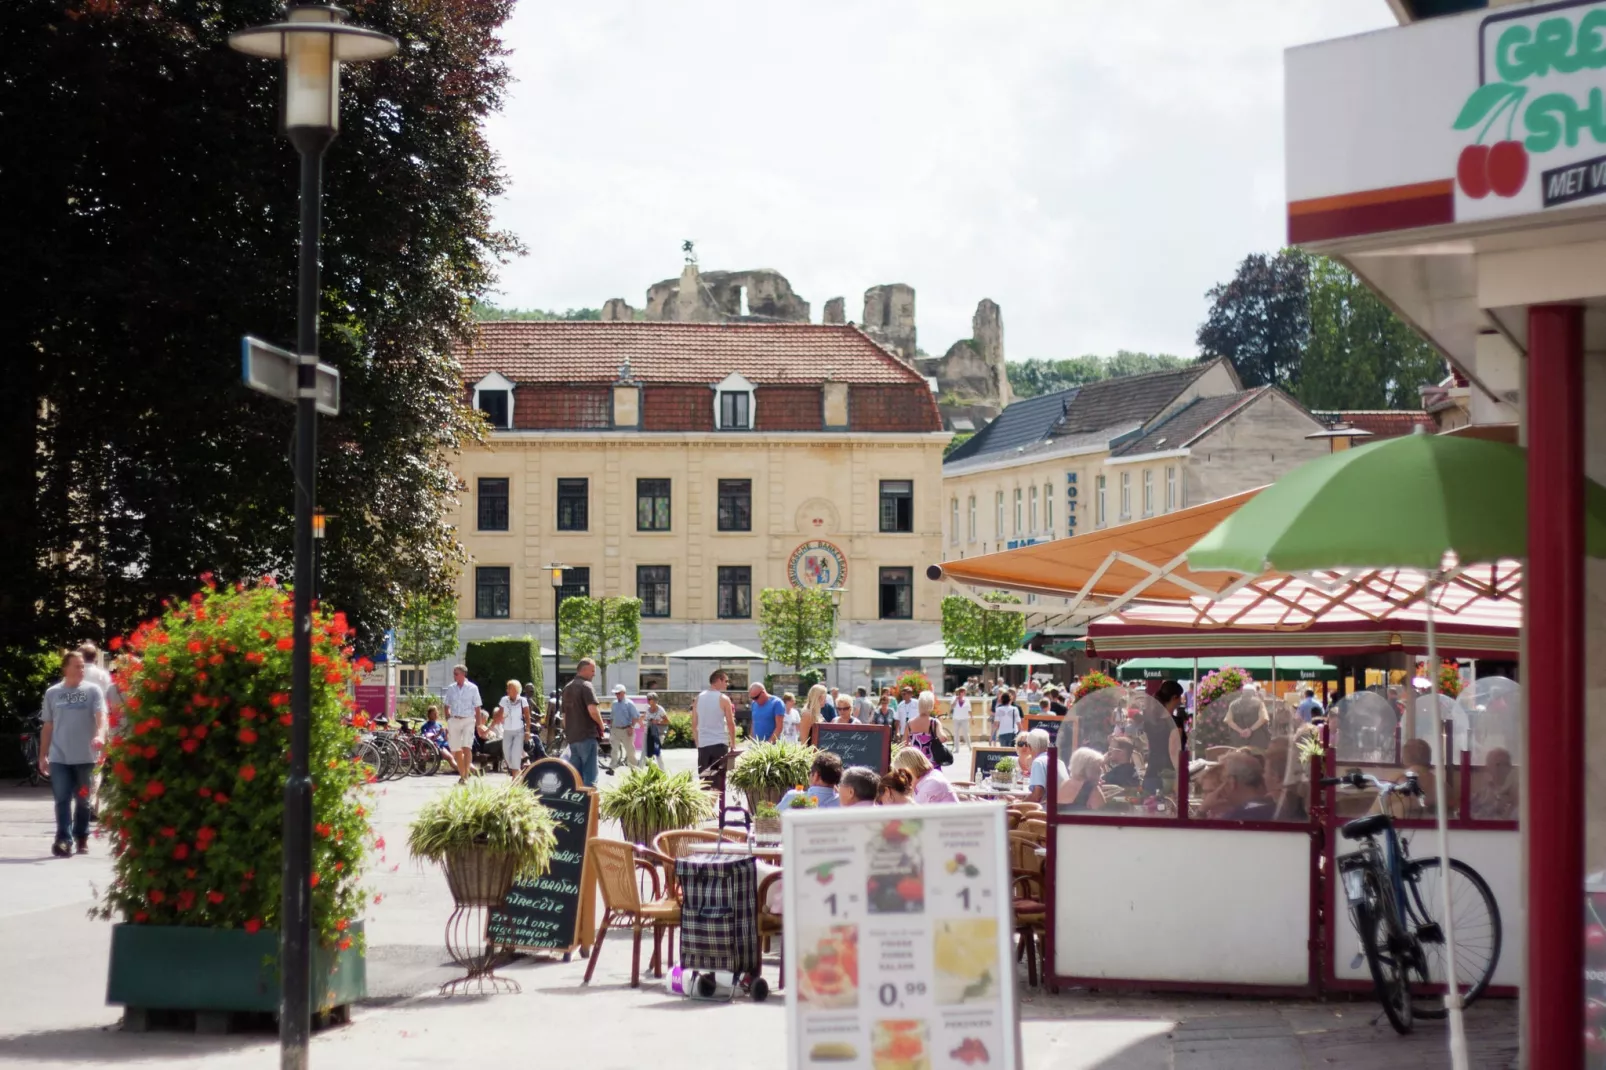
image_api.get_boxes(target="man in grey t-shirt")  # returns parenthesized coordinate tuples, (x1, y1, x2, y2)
(39, 651, 108, 857)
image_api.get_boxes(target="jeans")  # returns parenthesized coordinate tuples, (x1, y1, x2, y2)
(503, 728, 524, 774)
(644, 725, 664, 767)
(996, 731, 1017, 748)
(51, 762, 94, 845)
(609, 725, 639, 770)
(567, 738, 599, 787)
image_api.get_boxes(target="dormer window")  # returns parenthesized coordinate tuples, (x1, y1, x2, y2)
(712, 372, 756, 431)
(473, 371, 515, 430)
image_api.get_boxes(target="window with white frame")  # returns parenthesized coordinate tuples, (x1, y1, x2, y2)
(1043, 482, 1053, 533)
(949, 498, 959, 544)
(1166, 466, 1177, 512)
(712, 372, 756, 430)
(1013, 488, 1023, 534)
(967, 496, 977, 542)
(1096, 475, 1107, 527)
(1142, 469, 1154, 517)
(995, 491, 1005, 537)
(1120, 471, 1131, 518)
(472, 371, 515, 430)
(1028, 485, 1038, 533)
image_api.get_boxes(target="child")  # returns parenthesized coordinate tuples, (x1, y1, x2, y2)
(781, 692, 802, 742)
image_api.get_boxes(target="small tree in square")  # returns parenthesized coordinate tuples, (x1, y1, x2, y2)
(558, 596, 642, 692)
(758, 588, 836, 681)
(393, 592, 459, 671)
(942, 591, 1026, 680)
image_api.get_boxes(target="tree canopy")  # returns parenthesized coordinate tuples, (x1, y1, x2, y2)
(758, 588, 836, 675)
(557, 596, 642, 692)
(471, 302, 601, 321)
(941, 592, 1025, 675)
(1007, 352, 1187, 399)
(1196, 250, 1447, 407)
(393, 593, 460, 669)
(1, 1, 518, 661)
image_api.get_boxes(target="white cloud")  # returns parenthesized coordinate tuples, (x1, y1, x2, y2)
(484, 1, 1393, 360)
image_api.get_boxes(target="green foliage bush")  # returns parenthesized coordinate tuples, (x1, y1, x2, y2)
(407, 779, 558, 880)
(663, 713, 695, 749)
(464, 638, 541, 704)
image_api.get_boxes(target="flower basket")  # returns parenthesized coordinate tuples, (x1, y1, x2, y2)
(442, 848, 522, 908)
(893, 670, 933, 696)
(729, 740, 815, 814)
(1073, 671, 1117, 701)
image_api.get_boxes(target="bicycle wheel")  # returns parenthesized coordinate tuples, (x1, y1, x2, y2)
(352, 739, 382, 781)
(379, 736, 408, 781)
(1402, 856, 1502, 1018)
(405, 735, 432, 776)
(1356, 869, 1415, 1034)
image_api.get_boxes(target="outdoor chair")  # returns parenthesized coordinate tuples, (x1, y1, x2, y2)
(583, 839, 680, 988)
(757, 869, 785, 989)
(1017, 818, 1048, 841)
(1007, 830, 1048, 988)
(653, 828, 723, 860)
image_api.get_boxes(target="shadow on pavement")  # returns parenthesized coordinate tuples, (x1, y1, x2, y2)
(0, 1022, 271, 1065)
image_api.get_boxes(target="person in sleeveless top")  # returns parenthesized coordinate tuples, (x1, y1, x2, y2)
(904, 691, 948, 762)
(694, 669, 737, 784)
(1057, 747, 1110, 811)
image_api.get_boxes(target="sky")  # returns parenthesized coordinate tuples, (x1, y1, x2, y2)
(483, 1, 1395, 363)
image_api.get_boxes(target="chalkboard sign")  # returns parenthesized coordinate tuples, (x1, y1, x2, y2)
(810, 722, 891, 774)
(1023, 713, 1065, 737)
(970, 745, 1017, 781)
(487, 758, 597, 955)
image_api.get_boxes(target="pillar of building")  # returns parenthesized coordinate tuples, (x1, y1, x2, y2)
(1525, 302, 1584, 1070)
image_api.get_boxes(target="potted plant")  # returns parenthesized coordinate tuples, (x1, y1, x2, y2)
(598, 763, 715, 846)
(990, 756, 1018, 790)
(729, 739, 815, 812)
(99, 577, 375, 1022)
(754, 802, 782, 838)
(407, 779, 559, 906)
(787, 793, 819, 810)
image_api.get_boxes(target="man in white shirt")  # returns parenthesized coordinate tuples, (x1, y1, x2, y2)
(895, 687, 920, 733)
(607, 683, 642, 774)
(443, 664, 484, 785)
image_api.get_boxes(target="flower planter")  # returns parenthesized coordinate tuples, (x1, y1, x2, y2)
(107, 920, 365, 1017)
(443, 847, 520, 907)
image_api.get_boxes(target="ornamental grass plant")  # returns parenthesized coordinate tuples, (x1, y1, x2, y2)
(729, 739, 816, 809)
(598, 763, 714, 845)
(407, 778, 558, 881)
(95, 577, 375, 950)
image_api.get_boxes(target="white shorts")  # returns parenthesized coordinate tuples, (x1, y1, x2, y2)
(447, 717, 477, 750)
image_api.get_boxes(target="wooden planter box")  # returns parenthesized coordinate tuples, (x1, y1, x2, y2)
(107, 920, 366, 1018)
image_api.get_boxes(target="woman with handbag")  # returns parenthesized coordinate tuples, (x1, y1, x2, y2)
(904, 691, 952, 766)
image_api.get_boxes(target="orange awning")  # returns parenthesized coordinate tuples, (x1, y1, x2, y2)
(928, 489, 1264, 617)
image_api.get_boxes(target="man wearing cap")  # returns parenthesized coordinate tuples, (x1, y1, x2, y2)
(606, 683, 642, 775)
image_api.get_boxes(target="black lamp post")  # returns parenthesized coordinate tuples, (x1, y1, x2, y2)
(826, 586, 845, 690)
(229, 8, 395, 1068)
(548, 563, 568, 699)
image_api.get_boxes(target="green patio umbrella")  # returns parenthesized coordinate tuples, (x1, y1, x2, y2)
(1185, 430, 1606, 1069)
(1188, 431, 1606, 573)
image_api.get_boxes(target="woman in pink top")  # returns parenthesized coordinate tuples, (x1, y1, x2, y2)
(892, 747, 958, 803)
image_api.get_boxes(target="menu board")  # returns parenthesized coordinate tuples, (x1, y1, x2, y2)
(784, 804, 1021, 1070)
(486, 758, 597, 955)
(968, 746, 1016, 783)
(812, 722, 893, 775)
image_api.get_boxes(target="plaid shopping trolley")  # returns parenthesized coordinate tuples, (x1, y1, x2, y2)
(673, 807, 767, 1000)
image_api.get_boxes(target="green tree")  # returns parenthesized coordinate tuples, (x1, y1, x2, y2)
(471, 302, 602, 321)
(1007, 352, 1186, 399)
(1299, 256, 1447, 410)
(558, 596, 642, 692)
(0, 1, 518, 666)
(758, 588, 837, 678)
(393, 593, 460, 669)
(1196, 250, 1312, 389)
(941, 592, 1026, 679)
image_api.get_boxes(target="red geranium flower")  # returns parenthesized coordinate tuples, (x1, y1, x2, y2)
(238, 765, 255, 782)
(335, 917, 349, 931)
(172, 844, 189, 860)
(149, 890, 165, 904)
(108, 636, 123, 651)
(181, 739, 198, 754)
(143, 780, 166, 799)
(309, 873, 320, 888)
(276, 637, 294, 651)
(337, 937, 352, 951)
(214, 793, 230, 805)
(207, 890, 224, 904)
(239, 728, 258, 745)
(244, 918, 261, 933)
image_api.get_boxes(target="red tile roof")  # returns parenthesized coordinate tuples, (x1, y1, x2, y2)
(1312, 410, 1436, 438)
(461, 321, 928, 386)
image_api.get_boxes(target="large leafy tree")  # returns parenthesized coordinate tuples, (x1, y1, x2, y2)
(758, 588, 836, 678)
(558, 596, 642, 692)
(0, 0, 516, 663)
(941, 592, 1025, 679)
(1300, 257, 1447, 410)
(1196, 251, 1312, 389)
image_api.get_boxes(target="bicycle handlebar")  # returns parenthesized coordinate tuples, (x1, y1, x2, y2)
(1318, 770, 1421, 796)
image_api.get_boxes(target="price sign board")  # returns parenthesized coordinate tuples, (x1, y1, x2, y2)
(812, 722, 893, 775)
(783, 803, 1021, 1070)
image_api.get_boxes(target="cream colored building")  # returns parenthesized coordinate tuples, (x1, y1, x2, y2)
(941, 359, 1328, 566)
(444, 320, 949, 692)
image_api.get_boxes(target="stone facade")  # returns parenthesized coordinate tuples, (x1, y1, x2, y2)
(642, 265, 811, 323)
(861, 284, 917, 362)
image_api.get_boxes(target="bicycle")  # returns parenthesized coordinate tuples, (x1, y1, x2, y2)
(1324, 770, 1502, 1034)
(18, 714, 49, 788)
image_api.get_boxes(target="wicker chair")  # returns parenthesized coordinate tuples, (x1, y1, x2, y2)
(758, 870, 785, 989)
(1007, 830, 1048, 988)
(583, 839, 680, 988)
(653, 828, 723, 861)
(1017, 818, 1048, 841)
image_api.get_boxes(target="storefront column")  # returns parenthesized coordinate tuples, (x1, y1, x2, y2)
(1526, 303, 1584, 1070)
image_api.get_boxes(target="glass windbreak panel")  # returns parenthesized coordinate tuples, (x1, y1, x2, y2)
(1458, 675, 1522, 822)
(1187, 688, 1310, 822)
(1032, 689, 1178, 820)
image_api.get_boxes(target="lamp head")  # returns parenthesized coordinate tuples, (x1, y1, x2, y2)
(229, 5, 397, 142)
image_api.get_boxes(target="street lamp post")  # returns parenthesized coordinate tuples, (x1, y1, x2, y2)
(547, 563, 568, 710)
(229, 9, 395, 1069)
(826, 587, 845, 691)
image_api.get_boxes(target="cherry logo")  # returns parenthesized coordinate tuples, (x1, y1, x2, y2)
(1457, 140, 1528, 199)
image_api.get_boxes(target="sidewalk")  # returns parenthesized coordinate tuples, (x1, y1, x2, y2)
(0, 749, 1519, 1070)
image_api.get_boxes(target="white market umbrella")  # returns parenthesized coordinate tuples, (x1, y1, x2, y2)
(664, 640, 765, 660)
(890, 641, 947, 659)
(1001, 649, 1063, 667)
(833, 640, 896, 660)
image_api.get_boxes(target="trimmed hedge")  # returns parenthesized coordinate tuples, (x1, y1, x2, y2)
(464, 638, 542, 704)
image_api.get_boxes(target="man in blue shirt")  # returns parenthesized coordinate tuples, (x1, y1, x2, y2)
(1296, 689, 1323, 722)
(747, 682, 786, 743)
(778, 752, 843, 808)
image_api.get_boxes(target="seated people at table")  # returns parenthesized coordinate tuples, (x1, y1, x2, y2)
(905, 691, 949, 757)
(837, 766, 879, 807)
(1057, 747, 1110, 811)
(1471, 747, 1519, 820)
(419, 706, 449, 754)
(1391, 737, 1437, 815)
(1216, 751, 1277, 820)
(877, 769, 915, 805)
(1141, 681, 1184, 796)
(779, 751, 844, 809)
(1014, 729, 1066, 805)
(1225, 692, 1271, 750)
(1190, 758, 1229, 818)
(1101, 736, 1141, 790)
(1262, 737, 1308, 822)
(991, 691, 1023, 747)
(893, 745, 959, 804)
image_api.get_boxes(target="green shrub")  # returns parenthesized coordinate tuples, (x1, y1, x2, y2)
(464, 638, 542, 705)
(663, 713, 695, 749)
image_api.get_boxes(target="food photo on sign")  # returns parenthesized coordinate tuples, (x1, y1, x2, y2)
(783, 802, 1021, 1070)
